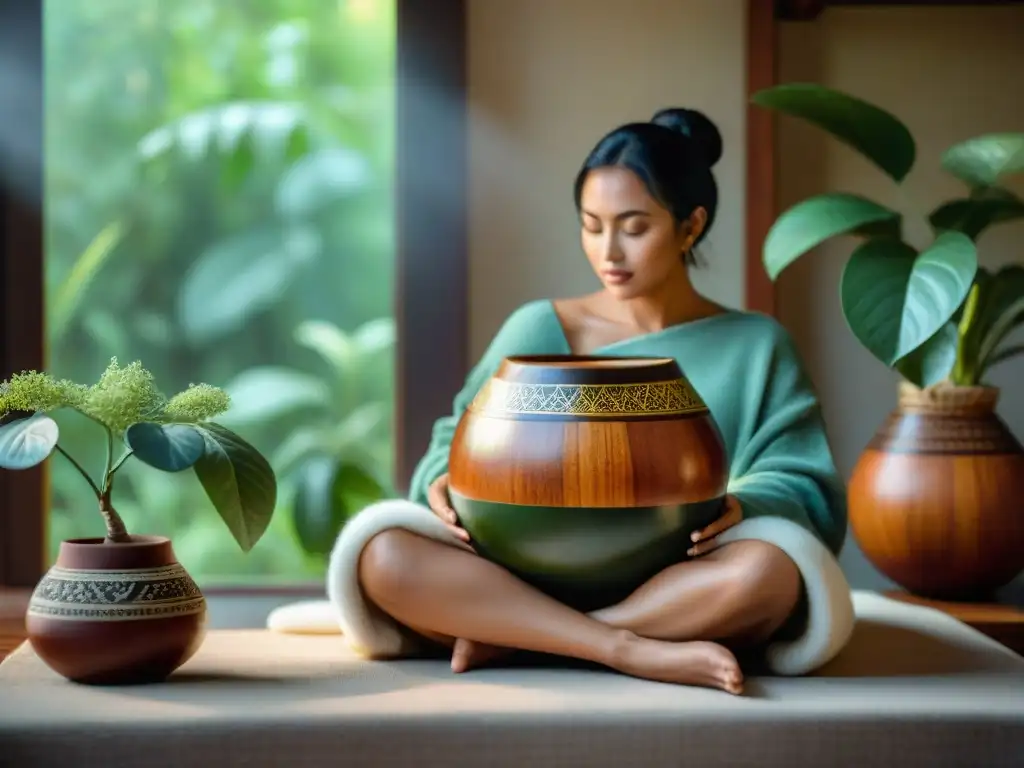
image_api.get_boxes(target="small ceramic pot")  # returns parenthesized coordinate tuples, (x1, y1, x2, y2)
(448, 355, 728, 610)
(26, 535, 207, 685)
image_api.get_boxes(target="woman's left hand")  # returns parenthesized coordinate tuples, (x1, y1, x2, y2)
(687, 495, 743, 557)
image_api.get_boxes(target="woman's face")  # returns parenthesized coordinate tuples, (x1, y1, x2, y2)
(579, 166, 705, 299)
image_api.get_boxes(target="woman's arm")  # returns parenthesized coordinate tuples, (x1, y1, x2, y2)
(725, 324, 848, 555)
(407, 300, 563, 505)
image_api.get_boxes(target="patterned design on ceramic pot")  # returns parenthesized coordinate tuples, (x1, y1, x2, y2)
(28, 563, 205, 622)
(26, 536, 208, 685)
(449, 355, 729, 611)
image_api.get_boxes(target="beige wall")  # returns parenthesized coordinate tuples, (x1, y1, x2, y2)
(776, 6, 1024, 589)
(466, 0, 748, 359)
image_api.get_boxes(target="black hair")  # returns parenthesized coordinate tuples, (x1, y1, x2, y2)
(573, 107, 722, 266)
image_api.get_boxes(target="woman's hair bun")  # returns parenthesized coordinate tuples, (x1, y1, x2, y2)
(649, 107, 723, 168)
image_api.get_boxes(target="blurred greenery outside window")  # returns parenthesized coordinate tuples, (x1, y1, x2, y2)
(43, 0, 397, 585)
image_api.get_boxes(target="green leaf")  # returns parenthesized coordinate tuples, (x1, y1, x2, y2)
(220, 130, 256, 193)
(220, 366, 330, 425)
(291, 457, 386, 556)
(271, 426, 333, 476)
(929, 187, 1024, 239)
(942, 133, 1024, 187)
(193, 423, 278, 552)
(751, 83, 916, 182)
(286, 128, 310, 162)
(49, 221, 125, 340)
(275, 147, 370, 219)
(840, 233, 977, 366)
(138, 101, 315, 170)
(334, 401, 391, 447)
(176, 225, 322, 344)
(895, 232, 978, 361)
(987, 343, 1024, 371)
(292, 317, 395, 378)
(352, 317, 397, 356)
(0, 412, 59, 470)
(764, 193, 900, 280)
(294, 320, 352, 374)
(125, 422, 205, 473)
(840, 239, 917, 365)
(980, 299, 1024, 372)
(895, 322, 958, 388)
(974, 265, 1024, 370)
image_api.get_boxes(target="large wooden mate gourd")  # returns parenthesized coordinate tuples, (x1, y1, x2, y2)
(849, 382, 1024, 599)
(448, 355, 728, 610)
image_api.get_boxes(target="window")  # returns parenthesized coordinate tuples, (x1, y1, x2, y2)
(0, 0, 469, 590)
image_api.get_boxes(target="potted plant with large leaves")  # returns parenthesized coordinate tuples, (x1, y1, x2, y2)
(752, 83, 1024, 599)
(0, 358, 277, 684)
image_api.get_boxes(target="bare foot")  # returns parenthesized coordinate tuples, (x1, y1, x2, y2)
(450, 638, 514, 673)
(613, 634, 744, 695)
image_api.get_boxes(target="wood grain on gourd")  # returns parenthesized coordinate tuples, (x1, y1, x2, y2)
(449, 417, 726, 508)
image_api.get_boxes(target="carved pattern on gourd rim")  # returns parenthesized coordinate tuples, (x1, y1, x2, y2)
(472, 379, 707, 417)
(27, 563, 206, 622)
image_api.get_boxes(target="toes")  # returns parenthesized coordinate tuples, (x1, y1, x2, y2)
(722, 671, 744, 695)
(451, 638, 473, 673)
(700, 644, 743, 695)
(719, 663, 744, 695)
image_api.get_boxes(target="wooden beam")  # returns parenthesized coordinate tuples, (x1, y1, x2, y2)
(779, 0, 1024, 21)
(393, 0, 468, 492)
(745, 0, 778, 316)
(0, 0, 45, 589)
(828, 0, 1024, 4)
(776, 0, 825, 21)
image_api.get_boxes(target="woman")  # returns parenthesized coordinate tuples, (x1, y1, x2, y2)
(270, 108, 855, 695)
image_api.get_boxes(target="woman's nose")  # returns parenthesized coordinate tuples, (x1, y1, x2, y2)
(601, 235, 625, 263)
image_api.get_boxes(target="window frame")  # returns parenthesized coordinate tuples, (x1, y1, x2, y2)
(0, 0, 469, 591)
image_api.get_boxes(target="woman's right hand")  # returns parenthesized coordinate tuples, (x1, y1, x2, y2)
(427, 473, 472, 545)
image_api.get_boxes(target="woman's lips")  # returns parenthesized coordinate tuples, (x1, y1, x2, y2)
(602, 269, 633, 285)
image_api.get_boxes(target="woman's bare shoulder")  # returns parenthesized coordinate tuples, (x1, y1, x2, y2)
(551, 292, 606, 321)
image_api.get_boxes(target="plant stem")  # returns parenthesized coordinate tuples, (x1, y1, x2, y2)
(99, 492, 131, 544)
(54, 444, 102, 498)
(109, 449, 133, 476)
(55, 422, 132, 543)
(102, 426, 114, 492)
(98, 426, 131, 542)
(952, 282, 983, 386)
